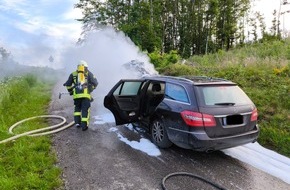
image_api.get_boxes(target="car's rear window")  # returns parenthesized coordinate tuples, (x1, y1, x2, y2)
(197, 85, 253, 106)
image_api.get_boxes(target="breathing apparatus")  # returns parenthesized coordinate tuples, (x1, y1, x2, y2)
(76, 60, 88, 92)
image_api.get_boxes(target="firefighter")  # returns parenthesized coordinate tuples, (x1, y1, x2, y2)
(63, 60, 98, 131)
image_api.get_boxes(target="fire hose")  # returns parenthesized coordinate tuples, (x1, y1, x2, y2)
(0, 115, 74, 144)
(161, 172, 227, 190)
(1, 116, 229, 189)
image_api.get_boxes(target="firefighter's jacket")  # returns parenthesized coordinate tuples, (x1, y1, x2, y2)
(63, 70, 98, 100)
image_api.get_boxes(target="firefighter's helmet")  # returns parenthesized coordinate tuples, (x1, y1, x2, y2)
(77, 60, 88, 73)
(78, 60, 88, 68)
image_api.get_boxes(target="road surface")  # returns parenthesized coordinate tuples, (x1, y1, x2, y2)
(50, 81, 290, 190)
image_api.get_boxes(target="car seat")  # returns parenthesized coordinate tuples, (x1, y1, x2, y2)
(147, 83, 164, 114)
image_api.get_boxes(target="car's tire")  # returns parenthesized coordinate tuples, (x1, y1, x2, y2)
(151, 119, 173, 148)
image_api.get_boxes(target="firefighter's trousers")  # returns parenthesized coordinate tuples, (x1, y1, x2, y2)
(73, 98, 91, 129)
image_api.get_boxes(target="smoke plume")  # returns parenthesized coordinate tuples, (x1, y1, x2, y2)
(60, 27, 158, 108)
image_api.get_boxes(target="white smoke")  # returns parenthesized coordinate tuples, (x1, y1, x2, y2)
(60, 27, 158, 107)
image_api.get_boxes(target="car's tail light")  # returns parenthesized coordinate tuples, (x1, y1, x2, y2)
(181, 111, 216, 127)
(251, 108, 258, 121)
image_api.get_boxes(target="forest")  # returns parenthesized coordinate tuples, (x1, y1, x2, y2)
(75, 0, 287, 58)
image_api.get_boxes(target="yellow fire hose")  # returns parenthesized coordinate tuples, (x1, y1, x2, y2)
(0, 115, 74, 144)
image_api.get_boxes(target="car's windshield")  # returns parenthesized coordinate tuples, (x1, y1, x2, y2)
(197, 85, 253, 106)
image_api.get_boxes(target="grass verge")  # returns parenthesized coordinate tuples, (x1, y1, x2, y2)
(0, 74, 62, 189)
(159, 42, 290, 157)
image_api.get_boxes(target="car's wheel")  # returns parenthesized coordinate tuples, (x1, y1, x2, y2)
(151, 119, 172, 148)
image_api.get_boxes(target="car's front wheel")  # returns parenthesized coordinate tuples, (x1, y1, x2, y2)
(151, 120, 172, 148)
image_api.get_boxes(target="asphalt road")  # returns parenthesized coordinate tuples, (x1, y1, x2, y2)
(50, 82, 290, 190)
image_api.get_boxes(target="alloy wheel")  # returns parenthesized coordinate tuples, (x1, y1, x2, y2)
(152, 121, 164, 143)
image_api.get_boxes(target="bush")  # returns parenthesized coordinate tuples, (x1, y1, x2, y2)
(149, 50, 181, 69)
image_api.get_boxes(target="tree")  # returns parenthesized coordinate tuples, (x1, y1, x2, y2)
(74, 0, 252, 57)
(215, 0, 250, 50)
(270, 10, 278, 36)
(0, 46, 10, 62)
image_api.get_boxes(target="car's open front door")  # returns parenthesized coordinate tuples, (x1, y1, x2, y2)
(104, 79, 146, 125)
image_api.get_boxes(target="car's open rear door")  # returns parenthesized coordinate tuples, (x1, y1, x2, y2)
(104, 79, 146, 125)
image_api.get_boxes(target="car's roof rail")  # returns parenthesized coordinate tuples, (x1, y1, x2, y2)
(143, 75, 233, 84)
(150, 75, 194, 83)
(182, 76, 231, 83)
(158, 75, 231, 83)
(164, 75, 193, 82)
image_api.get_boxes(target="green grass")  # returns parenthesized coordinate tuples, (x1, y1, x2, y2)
(0, 75, 62, 190)
(159, 39, 290, 157)
(0, 39, 289, 189)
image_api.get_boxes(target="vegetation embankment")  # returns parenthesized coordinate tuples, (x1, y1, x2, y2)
(0, 39, 289, 189)
(150, 39, 290, 157)
(0, 75, 62, 189)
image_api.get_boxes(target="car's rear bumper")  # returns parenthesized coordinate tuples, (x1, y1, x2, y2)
(168, 125, 260, 152)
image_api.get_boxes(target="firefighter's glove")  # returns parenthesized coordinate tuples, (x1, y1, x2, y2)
(68, 89, 73, 96)
(88, 85, 95, 93)
(90, 97, 94, 102)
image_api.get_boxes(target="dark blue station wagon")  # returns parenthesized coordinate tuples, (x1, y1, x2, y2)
(104, 76, 259, 152)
